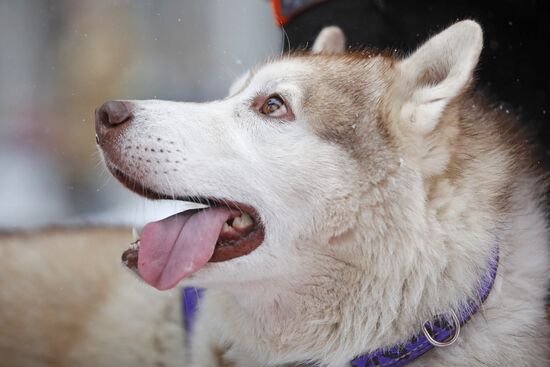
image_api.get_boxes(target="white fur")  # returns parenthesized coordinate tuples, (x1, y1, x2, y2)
(100, 21, 549, 366)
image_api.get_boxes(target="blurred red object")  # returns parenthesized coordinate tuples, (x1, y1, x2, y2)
(270, 0, 327, 26)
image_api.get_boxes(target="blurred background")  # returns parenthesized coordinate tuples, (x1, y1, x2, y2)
(0, 0, 281, 229)
(1, 0, 548, 230)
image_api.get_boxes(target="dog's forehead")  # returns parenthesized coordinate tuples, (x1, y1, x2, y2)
(244, 55, 388, 96)
(247, 58, 313, 91)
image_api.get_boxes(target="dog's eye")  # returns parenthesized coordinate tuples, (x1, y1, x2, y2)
(260, 95, 287, 117)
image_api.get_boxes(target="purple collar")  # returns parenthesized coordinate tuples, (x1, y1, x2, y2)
(182, 245, 498, 366)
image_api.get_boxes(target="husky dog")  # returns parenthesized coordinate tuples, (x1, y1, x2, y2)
(94, 20, 549, 366)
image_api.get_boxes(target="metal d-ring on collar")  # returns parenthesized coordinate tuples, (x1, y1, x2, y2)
(421, 310, 461, 348)
(350, 242, 499, 367)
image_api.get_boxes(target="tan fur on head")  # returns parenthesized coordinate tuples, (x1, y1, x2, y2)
(312, 26, 346, 54)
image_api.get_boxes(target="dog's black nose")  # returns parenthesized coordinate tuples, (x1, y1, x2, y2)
(96, 101, 132, 126)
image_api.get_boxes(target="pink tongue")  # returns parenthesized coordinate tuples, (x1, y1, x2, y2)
(138, 208, 234, 290)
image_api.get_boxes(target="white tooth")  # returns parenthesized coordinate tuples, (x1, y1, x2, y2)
(232, 216, 243, 228)
(222, 222, 232, 233)
(242, 213, 253, 227)
(233, 213, 253, 229)
(132, 227, 139, 241)
(130, 227, 141, 250)
(129, 240, 140, 251)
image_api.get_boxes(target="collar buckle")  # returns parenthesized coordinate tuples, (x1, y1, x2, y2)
(421, 310, 461, 348)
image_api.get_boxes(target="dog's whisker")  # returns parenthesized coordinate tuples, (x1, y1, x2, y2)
(280, 26, 290, 56)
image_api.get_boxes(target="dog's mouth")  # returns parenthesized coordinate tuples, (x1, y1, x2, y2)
(110, 166, 265, 290)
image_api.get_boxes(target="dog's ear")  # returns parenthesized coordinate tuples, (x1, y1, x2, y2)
(312, 26, 346, 54)
(392, 20, 482, 135)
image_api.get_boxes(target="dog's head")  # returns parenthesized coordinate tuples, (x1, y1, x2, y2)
(96, 21, 482, 290)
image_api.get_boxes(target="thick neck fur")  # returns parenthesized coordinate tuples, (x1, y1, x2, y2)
(212, 91, 521, 366)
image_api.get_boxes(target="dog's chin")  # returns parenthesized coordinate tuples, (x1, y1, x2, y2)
(106, 162, 266, 289)
(178, 258, 259, 288)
